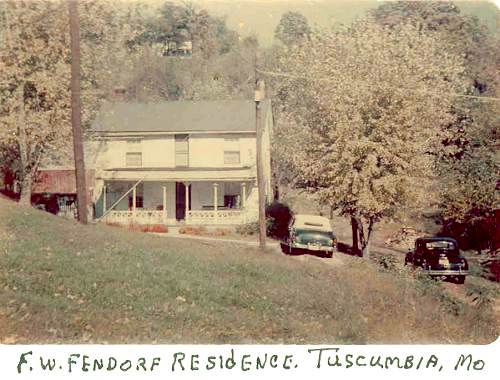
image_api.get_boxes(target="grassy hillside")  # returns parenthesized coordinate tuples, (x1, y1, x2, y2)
(0, 197, 497, 344)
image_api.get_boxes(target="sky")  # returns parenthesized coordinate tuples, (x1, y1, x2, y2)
(190, 0, 499, 46)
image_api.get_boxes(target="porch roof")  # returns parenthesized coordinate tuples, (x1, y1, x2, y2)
(97, 167, 255, 182)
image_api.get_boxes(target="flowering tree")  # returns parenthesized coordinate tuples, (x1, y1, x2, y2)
(0, 0, 145, 204)
(0, 1, 71, 204)
(276, 19, 465, 257)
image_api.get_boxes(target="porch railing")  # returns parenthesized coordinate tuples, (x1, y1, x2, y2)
(102, 210, 165, 225)
(186, 209, 245, 225)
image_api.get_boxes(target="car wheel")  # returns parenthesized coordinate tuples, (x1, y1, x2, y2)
(326, 251, 333, 258)
(456, 275, 465, 285)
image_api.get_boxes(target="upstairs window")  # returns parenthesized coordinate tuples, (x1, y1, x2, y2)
(175, 134, 189, 167)
(224, 137, 240, 165)
(224, 151, 240, 165)
(126, 152, 142, 167)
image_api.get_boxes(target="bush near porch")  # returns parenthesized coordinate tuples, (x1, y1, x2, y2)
(105, 222, 168, 233)
(178, 226, 232, 237)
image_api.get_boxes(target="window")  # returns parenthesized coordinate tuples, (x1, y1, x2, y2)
(224, 195, 239, 209)
(175, 134, 189, 167)
(224, 151, 240, 165)
(128, 195, 144, 209)
(126, 152, 142, 167)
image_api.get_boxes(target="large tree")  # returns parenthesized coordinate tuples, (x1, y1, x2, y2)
(0, 0, 72, 204)
(276, 19, 465, 257)
(0, 0, 146, 203)
(371, 0, 500, 253)
(274, 11, 311, 47)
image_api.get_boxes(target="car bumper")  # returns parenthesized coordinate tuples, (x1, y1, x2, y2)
(290, 243, 334, 252)
(424, 269, 469, 276)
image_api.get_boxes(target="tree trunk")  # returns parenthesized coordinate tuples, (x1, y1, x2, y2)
(17, 89, 31, 205)
(361, 236, 371, 258)
(358, 217, 375, 260)
(19, 174, 32, 205)
(351, 216, 359, 255)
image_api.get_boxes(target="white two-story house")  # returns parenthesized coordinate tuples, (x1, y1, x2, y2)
(87, 100, 273, 226)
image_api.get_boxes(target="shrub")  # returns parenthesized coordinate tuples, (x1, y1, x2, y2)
(465, 282, 499, 309)
(236, 222, 259, 236)
(211, 228, 231, 237)
(179, 226, 207, 235)
(375, 254, 398, 271)
(265, 201, 293, 239)
(148, 225, 168, 233)
(439, 211, 499, 254)
(105, 222, 122, 228)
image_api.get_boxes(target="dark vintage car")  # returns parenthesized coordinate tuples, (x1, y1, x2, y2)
(280, 214, 337, 258)
(405, 237, 469, 284)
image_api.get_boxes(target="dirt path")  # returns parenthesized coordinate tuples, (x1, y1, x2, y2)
(151, 232, 349, 267)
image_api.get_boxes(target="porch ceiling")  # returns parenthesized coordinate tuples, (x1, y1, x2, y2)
(97, 167, 256, 182)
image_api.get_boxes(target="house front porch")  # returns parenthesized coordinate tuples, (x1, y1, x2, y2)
(95, 179, 257, 226)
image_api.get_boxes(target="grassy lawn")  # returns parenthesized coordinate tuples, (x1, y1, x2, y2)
(0, 197, 497, 344)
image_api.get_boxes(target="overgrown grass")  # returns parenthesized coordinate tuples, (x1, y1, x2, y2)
(0, 198, 497, 344)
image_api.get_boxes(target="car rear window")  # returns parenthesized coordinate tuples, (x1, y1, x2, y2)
(295, 229, 334, 239)
(426, 241, 455, 249)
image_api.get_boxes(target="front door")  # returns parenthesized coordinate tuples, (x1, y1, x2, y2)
(175, 182, 191, 220)
(176, 182, 185, 220)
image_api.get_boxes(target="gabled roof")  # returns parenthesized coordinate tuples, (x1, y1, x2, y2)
(91, 99, 271, 134)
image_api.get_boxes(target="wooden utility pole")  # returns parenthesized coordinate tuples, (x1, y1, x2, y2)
(69, 0, 88, 224)
(255, 79, 266, 250)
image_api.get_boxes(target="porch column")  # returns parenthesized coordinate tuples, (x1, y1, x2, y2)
(213, 183, 218, 223)
(184, 182, 190, 220)
(103, 185, 107, 213)
(162, 186, 167, 223)
(241, 182, 246, 224)
(240, 183, 246, 208)
(213, 183, 218, 211)
(132, 184, 137, 216)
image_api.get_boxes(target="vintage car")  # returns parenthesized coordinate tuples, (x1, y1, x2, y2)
(280, 214, 337, 258)
(405, 237, 469, 284)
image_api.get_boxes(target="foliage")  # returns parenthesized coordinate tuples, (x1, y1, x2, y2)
(0, 0, 72, 203)
(133, 1, 238, 59)
(116, 2, 255, 102)
(275, 18, 465, 256)
(465, 250, 500, 283)
(235, 221, 260, 236)
(0, 0, 146, 203)
(265, 201, 293, 239)
(371, 1, 500, 255)
(465, 281, 499, 309)
(371, 1, 499, 95)
(375, 254, 398, 272)
(274, 11, 311, 47)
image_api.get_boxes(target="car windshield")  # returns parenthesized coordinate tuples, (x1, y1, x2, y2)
(426, 241, 455, 250)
